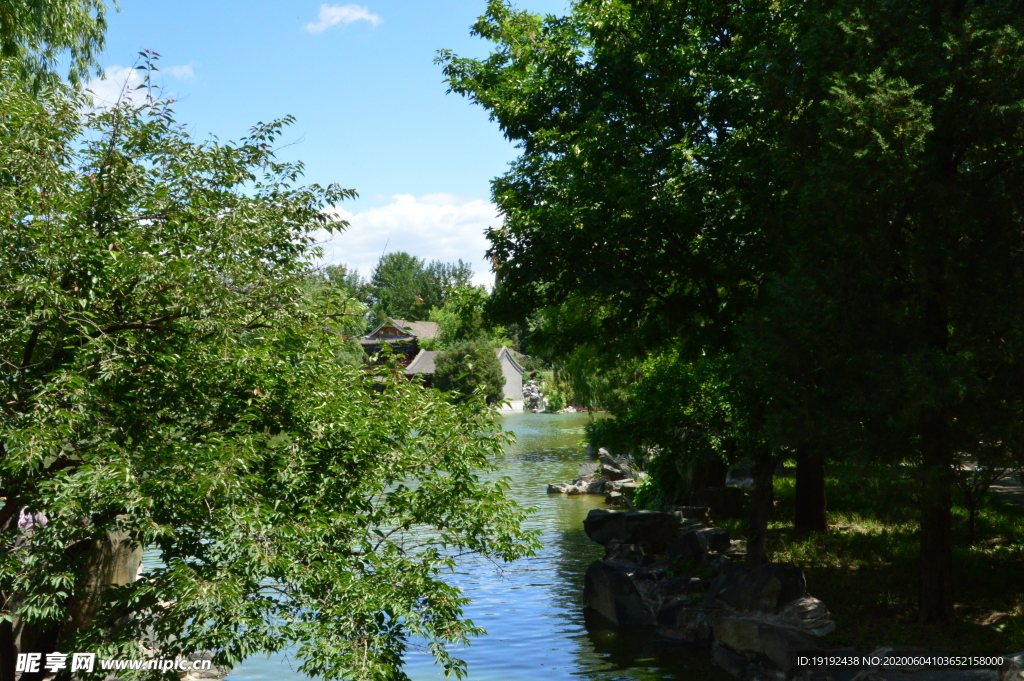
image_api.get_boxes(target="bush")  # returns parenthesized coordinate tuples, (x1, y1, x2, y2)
(434, 341, 505, 405)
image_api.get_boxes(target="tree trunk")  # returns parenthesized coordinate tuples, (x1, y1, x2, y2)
(919, 426, 955, 625)
(747, 452, 777, 565)
(795, 448, 828, 533)
(1, 530, 142, 680)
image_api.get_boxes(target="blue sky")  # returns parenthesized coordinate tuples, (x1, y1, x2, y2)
(92, 1, 569, 285)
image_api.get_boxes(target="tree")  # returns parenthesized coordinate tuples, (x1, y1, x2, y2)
(0, 67, 536, 679)
(442, 0, 1024, 623)
(1, 0, 109, 89)
(366, 253, 473, 322)
(434, 342, 505, 406)
(427, 286, 505, 350)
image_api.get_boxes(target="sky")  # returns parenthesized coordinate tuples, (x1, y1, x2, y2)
(92, 1, 570, 286)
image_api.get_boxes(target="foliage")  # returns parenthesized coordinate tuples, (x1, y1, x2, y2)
(426, 285, 505, 350)
(366, 252, 473, 322)
(1, 0, 110, 89)
(434, 342, 505, 406)
(544, 389, 565, 413)
(443, 0, 1024, 620)
(0, 67, 537, 679)
(302, 266, 370, 365)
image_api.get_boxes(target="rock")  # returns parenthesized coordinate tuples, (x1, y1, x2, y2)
(604, 541, 647, 565)
(778, 596, 836, 637)
(726, 464, 756, 489)
(603, 463, 629, 481)
(583, 509, 681, 553)
(583, 560, 657, 626)
(547, 483, 568, 493)
(665, 526, 731, 565)
(598, 448, 616, 465)
(713, 640, 753, 680)
(670, 506, 712, 522)
(699, 527, 732, 553)
(586, 479, 605, 494)
(607, 480, 641, 498)
(656, 600, 713, 644)
(692, 486, 747, 519)
(713, 617, 819, 673)
(606, 490, 627, 507)
(578, 462, 600, 477)
(1003, 654, 1024, 681)
(667, 529, 706, 563)
(714, 562, 806, 613)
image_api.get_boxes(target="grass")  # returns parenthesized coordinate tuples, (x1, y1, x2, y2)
(719, 460, 1024, 655)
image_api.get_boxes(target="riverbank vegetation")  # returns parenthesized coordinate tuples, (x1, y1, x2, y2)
(443, 0, 1024, 636)
(0, 20, 538, 680)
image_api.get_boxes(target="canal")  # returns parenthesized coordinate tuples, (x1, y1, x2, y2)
(227, 411, 728, 680)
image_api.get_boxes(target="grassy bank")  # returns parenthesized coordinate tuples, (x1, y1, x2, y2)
(719, 460, 1024, 654)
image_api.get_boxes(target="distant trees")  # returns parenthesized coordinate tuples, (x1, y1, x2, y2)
(366, 252, 473, 322)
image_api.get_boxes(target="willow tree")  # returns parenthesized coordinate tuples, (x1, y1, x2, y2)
(0, 65, 535, 680)
(441, 0, 1024, 624)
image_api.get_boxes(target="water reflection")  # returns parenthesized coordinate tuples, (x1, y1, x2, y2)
(228, 412, 728, 680)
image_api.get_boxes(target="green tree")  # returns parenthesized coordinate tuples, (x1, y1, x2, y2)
(0, 67, 535, 679)
(427, 286, 505, 350)
(1, 0, 110, 89)
(366, 253, 473, 322)
(434, 342, 505, 406)
(442, 0, 1024, 624)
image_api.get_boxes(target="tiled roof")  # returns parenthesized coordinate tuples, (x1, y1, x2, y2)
(404, 349, 438, 375)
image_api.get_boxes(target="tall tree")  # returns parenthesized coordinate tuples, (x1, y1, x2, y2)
(442, 0, 1024, 623)
(367, 253, 473, 322)
(0, 66, 536, 679)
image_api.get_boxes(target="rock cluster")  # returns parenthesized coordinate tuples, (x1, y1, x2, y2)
(523, 379, 545, 412)
(581, 508, 836, 680)
(547, 449, 645, 506)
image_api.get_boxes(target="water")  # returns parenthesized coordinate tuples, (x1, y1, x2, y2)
(227, 412, 728, 680)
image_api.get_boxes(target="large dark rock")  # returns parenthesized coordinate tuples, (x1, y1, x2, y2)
(713, 617, 819, 672)
(583, 560, 657, 626)
(714, 562, 806, 613)
(667, 526, 732, 565)
(656, 600, 713, 644)
(673, 506, 712, 522)
(667, 530, 705, 563)
(712, 640, 753, 680)
(583, 509, 681, 553)
(692, 486, 747, 519)
(1003, 653, 1024, 681)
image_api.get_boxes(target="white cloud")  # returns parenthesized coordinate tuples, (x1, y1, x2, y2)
(167, 61, 196, 80)
(85, 65, 147, 109)
(305, 3, 382, 34)
(316, 194, 501, 287)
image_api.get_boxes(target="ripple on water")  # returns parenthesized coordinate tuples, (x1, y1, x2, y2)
(228, 412, 729, 681)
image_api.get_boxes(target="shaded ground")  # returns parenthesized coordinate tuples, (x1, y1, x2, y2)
(714, 461, 1024, 655)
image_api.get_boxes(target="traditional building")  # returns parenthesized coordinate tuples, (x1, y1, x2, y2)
(403, 345, 526, 409)
(359, 318, 440, 366)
